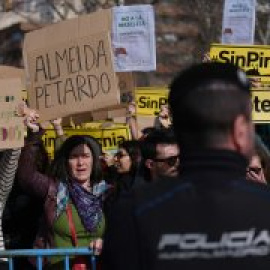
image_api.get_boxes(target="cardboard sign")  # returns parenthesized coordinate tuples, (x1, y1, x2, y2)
(0, 78, 24, 149)
(136, 115, 155, 133)
(135, 87, 168, 116)
(91, 106, 127, 121)
(222, 0, 256, 44)
(69, 72, 135, 124)
(0, 66, 25, 80)
(90, 71, 135, 120)
(23, 10, 120, 122)
(118, 72, 135, 103)
(210, 44, 270, 78)
(69, 105, 127, 125)
(0, 66, 27, 102)
(42, 124, 131, 159)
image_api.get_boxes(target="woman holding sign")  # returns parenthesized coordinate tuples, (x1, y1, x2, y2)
(17, 115, 105, 270)
(0, 104, 40, 270)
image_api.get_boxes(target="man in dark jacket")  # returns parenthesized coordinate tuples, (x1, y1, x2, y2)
(103, 62, 270, 270)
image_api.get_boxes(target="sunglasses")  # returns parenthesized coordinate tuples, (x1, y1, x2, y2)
(154, 155, 179, 167)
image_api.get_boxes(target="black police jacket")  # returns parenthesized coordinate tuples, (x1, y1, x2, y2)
(103, 149, 270, 270)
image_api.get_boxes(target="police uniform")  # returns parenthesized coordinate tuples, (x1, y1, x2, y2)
(103, 149, 270, 270)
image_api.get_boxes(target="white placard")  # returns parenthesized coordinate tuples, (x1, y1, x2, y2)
(112, 5, 156, 72)
(222, 0, 256, 44)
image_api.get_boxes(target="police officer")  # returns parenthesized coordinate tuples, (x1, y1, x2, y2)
(103, 62, 270, 270)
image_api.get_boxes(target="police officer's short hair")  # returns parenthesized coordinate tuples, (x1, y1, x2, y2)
(169, 62, 251, 149)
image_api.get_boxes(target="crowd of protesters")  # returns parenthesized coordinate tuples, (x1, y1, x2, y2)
(0, 98, 180, 269)
(0, 61, 270, 270)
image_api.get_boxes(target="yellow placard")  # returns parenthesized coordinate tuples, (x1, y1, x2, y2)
(42, 129, 56, 159)
(42, 124, 131, 159)
(250, 76, 270, 90)
(135, 87, 168, 116)
(210, 44, 270, 78)
(252, 90, 270, 123)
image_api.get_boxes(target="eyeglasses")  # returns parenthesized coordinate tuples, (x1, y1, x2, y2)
(247, 167, 262, 174)
(153, 155, 179, 167)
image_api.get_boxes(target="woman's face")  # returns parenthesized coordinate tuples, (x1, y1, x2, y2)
(68, 144, 93, 186)
(114, 148, 132, 174)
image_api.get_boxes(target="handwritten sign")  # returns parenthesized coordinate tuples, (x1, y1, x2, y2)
(23, 11, 120, 121)
(0, 79, 24, 149)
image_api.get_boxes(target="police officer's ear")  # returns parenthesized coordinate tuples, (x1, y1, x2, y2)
(232, 114, 253, 155)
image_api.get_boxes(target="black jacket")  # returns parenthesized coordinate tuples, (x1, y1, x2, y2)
(103, 149, 270, 270)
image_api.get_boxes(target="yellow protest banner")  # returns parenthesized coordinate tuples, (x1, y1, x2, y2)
(42, 124, 131, 159)
(42, 129, 56, 159)
(135, 87, 168, 116)
(210, 44, 270, 123)
(252, 90, 270, 123)
(250, 76, 270, 90)
(210, 44, 270, 79)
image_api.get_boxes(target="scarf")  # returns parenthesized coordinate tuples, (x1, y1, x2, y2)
(56, 181, 103, 232)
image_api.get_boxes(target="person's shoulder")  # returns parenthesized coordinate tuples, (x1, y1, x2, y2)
(109, 177, 181, 210)
(232, 178, 270, 202)
(134, 176, 180, 197)
(133, 176, 187, 213)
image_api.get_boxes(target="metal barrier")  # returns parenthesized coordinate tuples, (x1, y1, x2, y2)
(0, 248, 96, 270)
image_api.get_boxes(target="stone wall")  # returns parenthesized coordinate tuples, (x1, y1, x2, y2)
(148, 2, 200, 86)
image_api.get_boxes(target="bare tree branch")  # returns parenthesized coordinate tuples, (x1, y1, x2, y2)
(256, 0, 270, 44)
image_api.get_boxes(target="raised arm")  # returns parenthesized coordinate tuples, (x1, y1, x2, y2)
(16, 110, 53, 200)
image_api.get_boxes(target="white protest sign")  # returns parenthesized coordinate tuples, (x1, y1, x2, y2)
(222, 0, 256, 44)
(112, 5, 156, 72)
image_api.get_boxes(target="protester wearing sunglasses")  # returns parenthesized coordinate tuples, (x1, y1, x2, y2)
(141, 128, 179, 182)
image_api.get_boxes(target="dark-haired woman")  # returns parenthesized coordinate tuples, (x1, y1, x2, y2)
(17, 129, 105, 269)
(102, 140, 145, 270)
(103, 140, 145, 215)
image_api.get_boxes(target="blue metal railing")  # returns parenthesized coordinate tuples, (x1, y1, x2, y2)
(0, 248, 96, 270)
